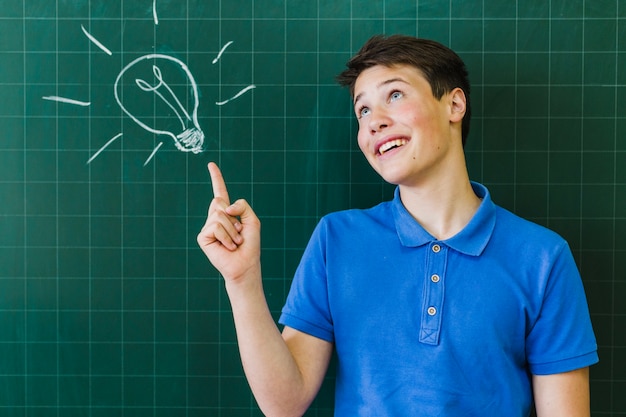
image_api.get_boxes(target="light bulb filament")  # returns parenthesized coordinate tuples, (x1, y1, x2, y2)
(135, 65, 192, 131)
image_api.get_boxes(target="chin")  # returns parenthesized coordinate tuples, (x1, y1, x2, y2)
(378, 172, 404, 186)
(372, 163, 400, 179)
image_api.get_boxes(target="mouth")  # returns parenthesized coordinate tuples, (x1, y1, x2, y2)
(377, 138, 408, 156)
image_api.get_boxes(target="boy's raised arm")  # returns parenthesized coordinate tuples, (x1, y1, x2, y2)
(197, 162, 332, 417)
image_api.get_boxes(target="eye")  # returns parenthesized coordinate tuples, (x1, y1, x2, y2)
(357, 105, 371, 119)
(390, 90, 403, 102)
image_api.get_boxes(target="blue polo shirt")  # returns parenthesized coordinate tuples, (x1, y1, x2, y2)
(279, 183, 598, 416)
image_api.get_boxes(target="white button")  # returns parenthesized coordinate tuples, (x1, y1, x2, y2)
(431, 274, 440, 283)
(427, 306, 437, 316)
(432, 244, 441, 253)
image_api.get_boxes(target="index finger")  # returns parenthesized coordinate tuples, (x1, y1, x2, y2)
(208, 162, 230, 204)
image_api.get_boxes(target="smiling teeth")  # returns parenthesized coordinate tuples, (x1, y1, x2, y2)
(379, 139, 408, 155)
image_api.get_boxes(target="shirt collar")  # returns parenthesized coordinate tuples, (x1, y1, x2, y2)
(391, 182, 496, 256)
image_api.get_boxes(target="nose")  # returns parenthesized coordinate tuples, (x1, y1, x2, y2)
(368, 108, 392, 133)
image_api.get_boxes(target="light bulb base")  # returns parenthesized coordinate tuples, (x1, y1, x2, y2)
(175, 128, 204, 154)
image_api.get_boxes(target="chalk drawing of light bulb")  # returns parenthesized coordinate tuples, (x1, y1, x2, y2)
(114, 53, 204, 154)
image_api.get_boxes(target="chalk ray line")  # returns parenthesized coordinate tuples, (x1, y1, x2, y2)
(87, 133, 123, 164)
(42, 96, 91, 106)
(144, 142, 164, 166)
(216, 84, 256, 106)
(212, 41, 234, 64)
(81, 24, 112, 56)
(153, 0, 159, 25)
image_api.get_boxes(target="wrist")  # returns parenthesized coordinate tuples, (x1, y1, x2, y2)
(224, 264, 263, 295)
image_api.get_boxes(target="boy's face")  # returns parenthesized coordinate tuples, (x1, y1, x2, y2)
(353, 64, 464, 187)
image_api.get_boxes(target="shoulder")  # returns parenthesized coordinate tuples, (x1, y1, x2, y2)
(488, 206, 575, 278)
(318, 200, 394, 233)
(471, 182, 566, 248)
(494, 205, 566, 247)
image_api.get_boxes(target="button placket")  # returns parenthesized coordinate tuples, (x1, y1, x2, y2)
(420, 242, 447, 345)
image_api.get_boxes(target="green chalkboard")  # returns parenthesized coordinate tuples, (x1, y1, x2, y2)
(0, 0, 624, 415)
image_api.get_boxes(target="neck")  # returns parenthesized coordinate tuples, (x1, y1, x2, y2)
(398, 169, 481, 241)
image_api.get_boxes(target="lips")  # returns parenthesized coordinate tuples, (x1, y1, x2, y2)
(376, 137, 409, 156)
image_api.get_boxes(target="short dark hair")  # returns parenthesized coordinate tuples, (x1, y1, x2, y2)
(337, 35, 472, 147)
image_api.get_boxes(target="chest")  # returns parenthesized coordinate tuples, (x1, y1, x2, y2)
(325, 241, 539, 351)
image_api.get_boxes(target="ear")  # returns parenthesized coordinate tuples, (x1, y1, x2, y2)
(448, 88, 467, 123)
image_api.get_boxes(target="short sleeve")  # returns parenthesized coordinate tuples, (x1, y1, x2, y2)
(279, 218, 335, 343)
(526, 242, 598, 375)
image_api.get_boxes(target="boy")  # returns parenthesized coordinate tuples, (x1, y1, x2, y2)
(197, 35, 598, 416)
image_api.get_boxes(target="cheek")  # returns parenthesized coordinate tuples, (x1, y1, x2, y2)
(409, 104, 447, 132)
(356, 127, 369, 154)
(407, 108, 430, 128)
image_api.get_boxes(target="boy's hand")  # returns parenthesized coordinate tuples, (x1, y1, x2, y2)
(197, 162, 261, 282)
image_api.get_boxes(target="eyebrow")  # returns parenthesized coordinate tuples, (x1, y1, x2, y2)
(353, 77, 410, 106)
